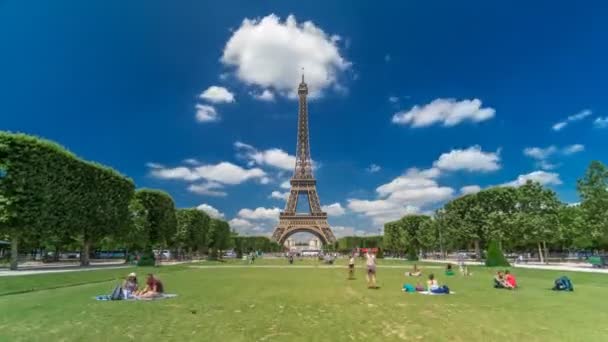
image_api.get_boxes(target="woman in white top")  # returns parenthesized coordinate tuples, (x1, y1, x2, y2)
(366, 252, 377, 288)
(427, 273, 439, 291)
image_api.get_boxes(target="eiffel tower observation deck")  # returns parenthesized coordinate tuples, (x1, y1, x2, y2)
(271, 76, 336, 245)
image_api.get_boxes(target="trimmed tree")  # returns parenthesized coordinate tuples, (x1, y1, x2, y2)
(132, 189, 177, 264)
(0, 132, 134, 269)
(485, 240, 510, 267)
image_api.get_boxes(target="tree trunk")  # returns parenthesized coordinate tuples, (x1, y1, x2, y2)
(9, 234, 18, 270)
(474, 240, 481, 260)
(537, 242, 544, 264)
(54, 246, 60, 262)
(81, 240, 91, 266)
(542, 241, 549, 264)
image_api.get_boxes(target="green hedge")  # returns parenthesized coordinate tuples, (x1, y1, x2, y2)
(0, 132, 134, 268)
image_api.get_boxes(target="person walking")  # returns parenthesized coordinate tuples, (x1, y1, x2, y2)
(366, 251, 377, 289)
(348, 254, 356, 279)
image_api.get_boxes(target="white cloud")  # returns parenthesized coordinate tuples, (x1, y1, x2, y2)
(460, 185, 481, 195)
(150, 162, 266, 185)
(221, 14, 350, 99)
(552, 122, 567, 131)
(150, 166, 200, 181)
(594, 117, 608, 128)
(183, 158, 201, 165)
(366, 164, 381, 173)
(235, 141, 296, 170)
(251, 89, 275, 101)
(195, 104, 219, 123)
(433, 146, 500, 172)
(563, 144, 584, 155)
(187, 182, 227, 197)
(388, 96, 398, 103)
(332, 225, 356, 238)
(229, 218, 254, 230)
(523, 144, 584, 170)
(392, 98, 495, 127)
(270, 190, 290, 200)
(146, 162, 164, 169)
(237, 207, 281, 221)
(280, 180, 291, 189)
(195, 162, 266, 184)
(322, 202, 346, 216)
(347, 199, 420, 225)
(196, 203, 225, 219)
(504, 171, 562, 187)
(524, 146, 558, 160)
(552, 109, 592, 131)
(200, 86, 235, 103)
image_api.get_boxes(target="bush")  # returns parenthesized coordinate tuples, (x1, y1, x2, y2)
(485, 240, 510, 267)
(407, 249, 418, 261)
(137, 251, 156, 267)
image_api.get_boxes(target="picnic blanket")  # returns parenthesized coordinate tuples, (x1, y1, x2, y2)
(95, 293, 178, 301)
(418, 291, 455, 295)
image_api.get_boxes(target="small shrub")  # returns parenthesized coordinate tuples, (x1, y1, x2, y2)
(485, 241, 510, 267)
(137, 251, 156, 267)
(407, 249, 418, 261)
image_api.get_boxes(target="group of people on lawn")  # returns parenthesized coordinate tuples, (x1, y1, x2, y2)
(121, 273, 165, 299)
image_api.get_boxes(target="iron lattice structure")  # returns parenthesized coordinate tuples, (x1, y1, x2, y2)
(271, 76, 336, 246)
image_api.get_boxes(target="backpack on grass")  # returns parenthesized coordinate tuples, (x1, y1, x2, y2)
(552, 276, 574, 291)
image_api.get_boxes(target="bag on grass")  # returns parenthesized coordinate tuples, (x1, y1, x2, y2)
(110, 284, 124, 300)
(553, 276, 574, 291)
(403, 284, 415, 292)
(431, 285, 450, 294)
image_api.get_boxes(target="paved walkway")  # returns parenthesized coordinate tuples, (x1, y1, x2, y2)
(0, 260, 195, 277)
(421, 258, 608, 274)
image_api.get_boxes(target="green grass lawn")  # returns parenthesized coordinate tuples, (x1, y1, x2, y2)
(1, 258, 607, 341)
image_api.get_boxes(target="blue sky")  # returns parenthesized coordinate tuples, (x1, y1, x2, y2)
(1, 1, 607, 237)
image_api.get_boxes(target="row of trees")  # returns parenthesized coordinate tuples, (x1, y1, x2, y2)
(0, 133, 239, 269)
(384, 161, 608, 262)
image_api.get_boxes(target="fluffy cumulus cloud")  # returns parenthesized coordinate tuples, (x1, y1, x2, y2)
(433, 146, 500, 172)
(149, 161, 267, 198)
(237, 207, 281, 221)
(563, 144, 584, 155)
(321, 203, 346, 216)
(460, 185, 482, 195)
(195, 104, 219, 123)
(229, 218, 254, 230)
(196, 203, 225, 219)
(332, 226, 356, 238)
(348, 167, 453, 225)
(221, 14, 350, 98)
(552, 109, 592, 131)
(392, 98, 495, 127)
(251, 89, 275, 101)
(270, 190, 290, 200)
(199, 86, 235, 103)
(594, 117, 608, 128)
(503, 171, 562, 187)
(235, 141, 296, 170)
(280, 180, 291, 189)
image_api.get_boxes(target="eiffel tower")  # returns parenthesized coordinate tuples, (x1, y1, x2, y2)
(271, 76, 336, 246)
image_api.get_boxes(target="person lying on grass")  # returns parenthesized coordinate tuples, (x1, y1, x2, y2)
(122, 272, 139, 298)
(406, 264, 422, 277)
(504, 270, 517, 289)
(136, 274, 164, 298)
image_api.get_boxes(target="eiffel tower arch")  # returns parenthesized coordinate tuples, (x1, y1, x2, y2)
(272, 76, 336, 246)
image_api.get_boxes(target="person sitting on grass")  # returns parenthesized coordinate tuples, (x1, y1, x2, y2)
(445, 263, 455, 276)
(494, 271, 508, 289)
(122, 272, 139, 298)
(504, 270, 517, 289)
(406, 264, 422, 277)
(427, 273, 440, 291)
(136, 274, 164, 298)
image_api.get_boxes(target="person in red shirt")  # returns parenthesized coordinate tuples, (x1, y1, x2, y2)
(137, 274, 164, 298)
(504, 270, 517, 289)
